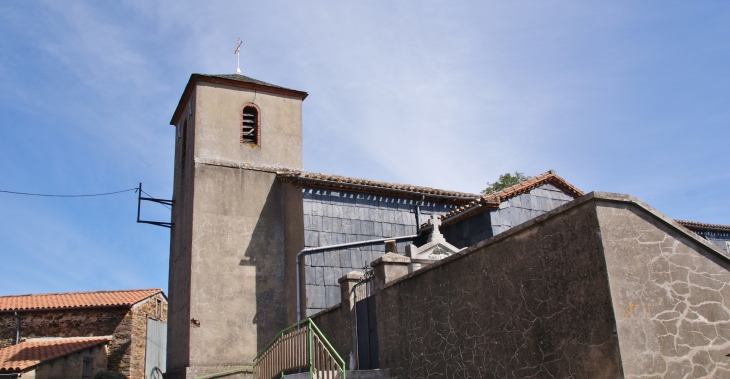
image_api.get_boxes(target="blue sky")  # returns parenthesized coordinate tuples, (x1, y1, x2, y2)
(1, 1, 728, 296)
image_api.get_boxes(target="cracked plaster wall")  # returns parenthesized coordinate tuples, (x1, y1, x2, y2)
(376, 200, 622, 379)
(596, 201, 730, 378)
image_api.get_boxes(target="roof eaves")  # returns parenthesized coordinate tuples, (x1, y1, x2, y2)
(170, 73, 308, 126)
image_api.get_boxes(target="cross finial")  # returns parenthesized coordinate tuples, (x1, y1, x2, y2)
(235, 38, 242, 74)
(427, 215, 444, 243)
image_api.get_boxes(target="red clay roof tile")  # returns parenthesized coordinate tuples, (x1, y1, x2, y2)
(0, 289, 162, 312)
(675, 220, 730, 231)
(0, 337, 109, 372)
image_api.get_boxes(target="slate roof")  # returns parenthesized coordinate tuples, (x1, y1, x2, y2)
(199, 73, 295, 91)
(0, 337, 109, 372)
(170, 73, 308, 126)
(676, 220, 730, 231)
(278, 171, 480, 201)
(0, 289, 162, 312)
(432, 170, 584, 225)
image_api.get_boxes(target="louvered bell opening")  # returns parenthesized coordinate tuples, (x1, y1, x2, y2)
(242, 106, 258, 144)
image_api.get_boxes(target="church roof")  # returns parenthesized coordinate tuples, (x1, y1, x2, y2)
(676, 220, 730, 231)
(278, 171, 480, 202)
(432, 170, 585, 226)
(170, 73, 308, 125)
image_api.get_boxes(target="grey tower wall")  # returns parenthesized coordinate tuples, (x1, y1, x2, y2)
(167, 78, 305, 379)
(442, 182, 576, 249)
(301, 186, 459, 315)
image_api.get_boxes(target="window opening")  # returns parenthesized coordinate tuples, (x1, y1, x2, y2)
(156, 299, 162, 318)
(241, 106, 258, 145)
(82, 357, 94, 379)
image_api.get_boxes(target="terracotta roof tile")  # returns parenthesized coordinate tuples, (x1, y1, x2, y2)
(0, 337, 109, 372)
(278, 171, 479, 201)
(675, 220, 730, 231)
(0, 289, 162, 312)
(431, 170, 584, 226)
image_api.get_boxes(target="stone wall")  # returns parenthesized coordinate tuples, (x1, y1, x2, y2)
(302, 186, 458, 315)
(129, 294, 168, 379)
(0, 307, 130, 374)
(441, 183, 575, 249)
(375, 199, 622, 378)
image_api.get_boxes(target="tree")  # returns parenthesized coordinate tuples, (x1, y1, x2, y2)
(481, 172, 531, 195)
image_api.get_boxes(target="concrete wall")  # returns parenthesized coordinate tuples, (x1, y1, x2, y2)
(167, 78, 304, 378)
(301, 187, 458, 315)
(376, 198, 622, 379)
(595, 197, 730, 377)
(194, 82, 303, 170)
(187, 166, 287, 374)
(441, 183, 575, 249)
(30, 344, 108, 379)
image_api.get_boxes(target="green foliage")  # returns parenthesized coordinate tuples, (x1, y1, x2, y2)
(93, 371, 127, 379)
(481, 172, 531, 195)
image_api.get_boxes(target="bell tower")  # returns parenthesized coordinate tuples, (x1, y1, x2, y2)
(166, 73, 308, 378)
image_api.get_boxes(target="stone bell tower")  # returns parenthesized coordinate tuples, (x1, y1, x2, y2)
(166, 73, 308, 379)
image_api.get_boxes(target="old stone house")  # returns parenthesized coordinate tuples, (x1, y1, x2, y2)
(0, 289, 167, 379)
(164, 72, 730, 378)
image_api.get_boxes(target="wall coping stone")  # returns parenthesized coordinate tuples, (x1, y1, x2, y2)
(338, 271, 364, 283)
(382, 191, 730, 290)
(371, 253, 411, 266)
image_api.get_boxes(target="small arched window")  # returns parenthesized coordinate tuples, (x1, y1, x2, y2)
(241, 105, 259, 145)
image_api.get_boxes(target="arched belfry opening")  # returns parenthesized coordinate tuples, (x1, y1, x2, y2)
(241, 104, 259, 145)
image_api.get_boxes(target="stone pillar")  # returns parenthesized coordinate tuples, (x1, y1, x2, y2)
(339, 271, 364, 310)
(339, 271, 364, 370)
(371, 253, 411, 290)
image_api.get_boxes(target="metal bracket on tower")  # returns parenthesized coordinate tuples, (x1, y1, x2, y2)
(136, 183, 173, 228)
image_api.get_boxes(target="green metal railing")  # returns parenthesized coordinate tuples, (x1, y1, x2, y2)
(253, 318, 346, 379)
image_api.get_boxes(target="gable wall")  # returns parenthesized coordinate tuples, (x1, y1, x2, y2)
(301, 186, 458, 315)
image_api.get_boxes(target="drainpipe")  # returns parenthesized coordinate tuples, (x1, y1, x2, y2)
(296, 234, 419, 323)
(14, 311, 19, 345)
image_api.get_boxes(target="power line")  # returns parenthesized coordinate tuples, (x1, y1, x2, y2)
(0, 188, 138, 198)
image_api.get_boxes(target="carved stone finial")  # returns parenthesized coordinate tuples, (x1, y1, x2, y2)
(427, 215, 444, 243)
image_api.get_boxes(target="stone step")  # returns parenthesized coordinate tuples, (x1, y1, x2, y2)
(283, 369, 393, 379)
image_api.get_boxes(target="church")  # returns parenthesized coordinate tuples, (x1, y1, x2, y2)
(165, 73, 730, 379)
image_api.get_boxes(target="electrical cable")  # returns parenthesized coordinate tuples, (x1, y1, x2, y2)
(0, 188, 138, 198)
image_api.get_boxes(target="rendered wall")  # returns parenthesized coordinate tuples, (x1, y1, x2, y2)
(301, 187, 458, 315)
(376, 199, 622, 379)
(167, 77, 303, 378)
(596, 197, 730, 377)
(187, 166, 287, 375)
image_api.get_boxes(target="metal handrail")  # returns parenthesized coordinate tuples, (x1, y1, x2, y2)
(253, 318, 346, 379)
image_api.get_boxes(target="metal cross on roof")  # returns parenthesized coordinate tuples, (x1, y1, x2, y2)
(235, 38, 243, 74)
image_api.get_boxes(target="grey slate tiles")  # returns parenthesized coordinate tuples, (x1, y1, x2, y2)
(302, 186, 456, 315)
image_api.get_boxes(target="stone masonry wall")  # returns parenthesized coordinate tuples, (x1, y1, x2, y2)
(302, 186, 458, 315)
(0, 307, 130, 374)
(376, 199, 622, 379)
(130, 294, 168, 379)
